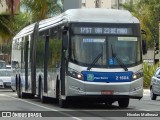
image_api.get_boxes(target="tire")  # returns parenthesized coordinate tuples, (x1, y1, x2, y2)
(56, 79, 59, 100)
(39, 81, 47, 103)
(118, 98, 129, 108)
(59, 98, 68, 108)
(105, 101, 114, 106)
(16, 76, 34, 99)
(150, 88, 157, 100)
(17, 77, 22, 98)
(58, 90, 68, 108)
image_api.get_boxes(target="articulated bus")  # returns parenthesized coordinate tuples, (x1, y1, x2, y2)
(11, 9, 146, 108)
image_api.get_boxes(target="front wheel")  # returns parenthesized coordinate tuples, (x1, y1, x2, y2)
(118, 98, 129, 108)
(17, 77, 22, 98)
(39, 81, 47, 103)
(150, 88, 157, 100)
(59, 98, 68, 108)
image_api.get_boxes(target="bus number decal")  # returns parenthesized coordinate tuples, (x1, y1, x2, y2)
(116, 76, 130, 80)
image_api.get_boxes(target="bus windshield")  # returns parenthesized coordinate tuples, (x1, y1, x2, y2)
(70, 35, 141, 68)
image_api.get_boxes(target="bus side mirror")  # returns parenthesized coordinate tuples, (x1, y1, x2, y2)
(62, 26, 68, 50)
(142, 40, 147, 55)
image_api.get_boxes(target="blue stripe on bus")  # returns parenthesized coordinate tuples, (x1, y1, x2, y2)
(81, 71, 133, 82)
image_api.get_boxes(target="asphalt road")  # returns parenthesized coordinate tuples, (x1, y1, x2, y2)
(0, 88, 160, 120)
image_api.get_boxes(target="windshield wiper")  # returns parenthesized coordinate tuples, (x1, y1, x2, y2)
(111, 45, 128, 71)
(87, 53, 102, 70)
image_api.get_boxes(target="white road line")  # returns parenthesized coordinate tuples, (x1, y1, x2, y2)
(0, 94, 5, 96)
(2, 94, 83, 120)
(137, 109, 151, 111)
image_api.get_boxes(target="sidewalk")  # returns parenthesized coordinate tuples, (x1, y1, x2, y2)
(143, 89, 150, 95)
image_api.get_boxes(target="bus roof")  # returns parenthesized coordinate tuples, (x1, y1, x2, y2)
(13, 9, 139, 40)
(13, 23, 35, 40)
(64, 9, 139, 23)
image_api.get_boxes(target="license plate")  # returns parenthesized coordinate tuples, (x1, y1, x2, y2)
(101, 90, 113, 95)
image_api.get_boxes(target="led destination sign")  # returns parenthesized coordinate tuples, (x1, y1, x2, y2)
(73, 27, 133, 35)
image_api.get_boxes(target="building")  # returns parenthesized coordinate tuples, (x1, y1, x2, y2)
(63, 0, 134, 11)
(0, 0, 20, 15)
(0, 0, 7, 14)
(82, 0, 131, 9)
(82, 0, 111, 8)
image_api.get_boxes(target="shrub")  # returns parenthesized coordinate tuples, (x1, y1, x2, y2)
(143, 63, 159, 88)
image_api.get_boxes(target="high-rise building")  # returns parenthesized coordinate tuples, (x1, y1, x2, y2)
(82, 0, 111, 8)
(0, 0, 20, 15)
(82, 0, 131, 9)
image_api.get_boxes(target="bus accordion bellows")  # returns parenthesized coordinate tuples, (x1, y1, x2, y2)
(11, 8, 145, 108)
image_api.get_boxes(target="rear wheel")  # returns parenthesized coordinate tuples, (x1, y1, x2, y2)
(39, 81, 47, 103)
(118, 98, 129, 108)
(150, 88, 157, 100)
(17, 76, 34, 99)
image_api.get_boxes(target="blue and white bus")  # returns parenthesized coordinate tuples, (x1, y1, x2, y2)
(11, 9, 146, 108)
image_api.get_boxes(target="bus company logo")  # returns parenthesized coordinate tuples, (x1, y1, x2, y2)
(87, 74, 94, 81)
(2, 112, 11, 117)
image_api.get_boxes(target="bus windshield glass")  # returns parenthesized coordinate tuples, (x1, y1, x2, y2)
(70, 35, 141, 68)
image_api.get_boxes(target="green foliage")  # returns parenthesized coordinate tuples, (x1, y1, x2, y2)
(0, 13, 30, 43)
(143, 63, 159, 88)
(122, 0, 160, 49)
(21, 0, 62, 22)
(0, 16, 12, 40)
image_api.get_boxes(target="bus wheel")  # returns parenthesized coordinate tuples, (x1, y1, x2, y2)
(39, 82, 47, 103)
(58, 92, 68, 108)
(17, 77, 22, 98)
(150, 88, 157, 100)
(118, 98, 129, 108)
(105, 101, 113, 106)
(59, 98, 68, 108)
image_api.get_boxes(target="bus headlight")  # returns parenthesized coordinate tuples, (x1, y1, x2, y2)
(132, 69, 143, 81)
(68, 68, 83, 80)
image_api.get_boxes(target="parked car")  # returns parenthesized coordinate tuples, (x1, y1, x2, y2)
(6, 65, 11, 69)
(150, 67, 160, 100)
(0, 69, 11, 88)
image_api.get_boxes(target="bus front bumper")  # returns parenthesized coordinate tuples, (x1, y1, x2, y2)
(66, 76, 143, 100)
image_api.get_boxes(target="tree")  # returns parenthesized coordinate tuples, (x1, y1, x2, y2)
(122, 0, 160, 48)
(0, 0, 17, 42)
(21, 0, 62, 23)
(0, 16, 12, 40)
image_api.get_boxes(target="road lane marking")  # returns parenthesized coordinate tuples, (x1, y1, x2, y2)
(0, 94, 5, 96)
(3, 94, 83, 120)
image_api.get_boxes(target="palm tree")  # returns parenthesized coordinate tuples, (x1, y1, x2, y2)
(0, 0, 15, 42)
(0, 16, 12, 40)
(21, 0, 62, 23)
